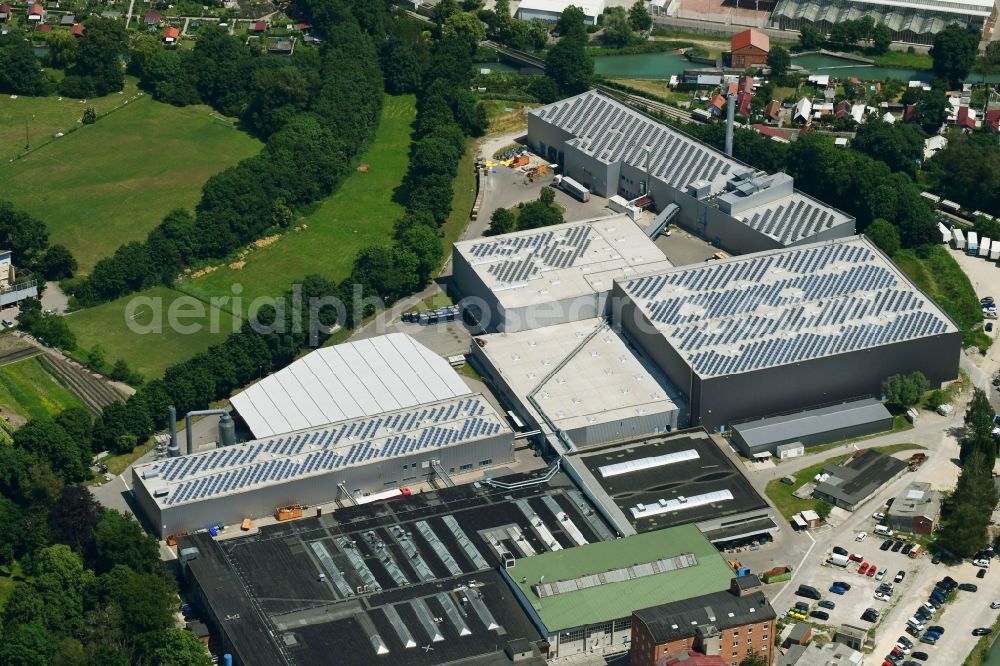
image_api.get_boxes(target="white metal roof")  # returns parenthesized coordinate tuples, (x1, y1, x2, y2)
(231, 334, 472, 438)
(516, 0, 606, 17)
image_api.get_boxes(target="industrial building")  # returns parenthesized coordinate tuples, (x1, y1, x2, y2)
(563, 429, 778, 544)
(630, 576, 777, 666)
(501, 525, 736, 660)
(729, 397, 894, 458)
(514, 0, 606, 24)
(133, 335, 515, 538)
(452, 215, 672, 333)
(178, 470, 609, 665)
(886, 481, 941, 535)
(777, 641, 863, 666)
(471, 318, 687, 452)
(770, 0, 992, 44)
(611, 236, 962, 429)
(526, 91, 855, 255)
(812, 450, 909, 511)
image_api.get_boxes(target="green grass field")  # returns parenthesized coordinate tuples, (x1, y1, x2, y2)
(0, 354, 85, 425)
(64, 285, 239, 379)
(0, 78, 141, 162)
(175, 95, 416, 308)
(0, 94, 261, 272)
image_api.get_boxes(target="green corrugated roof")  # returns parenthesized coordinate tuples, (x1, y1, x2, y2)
(509, 524, 734, 630)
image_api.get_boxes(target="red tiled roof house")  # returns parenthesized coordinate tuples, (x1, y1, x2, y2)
(730, 29, 769, 69)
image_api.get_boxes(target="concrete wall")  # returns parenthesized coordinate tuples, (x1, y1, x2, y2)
(137, 435, 515, 538)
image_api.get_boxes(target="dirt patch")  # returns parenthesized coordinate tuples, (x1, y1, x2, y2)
(188, 265, 219, 279)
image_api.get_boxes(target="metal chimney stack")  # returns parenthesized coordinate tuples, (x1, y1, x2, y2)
(725, 93, 736, 157)
(167, 406, 180, 457)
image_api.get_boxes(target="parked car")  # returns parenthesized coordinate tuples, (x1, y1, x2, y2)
(892, 541, 904, 552)
(905, 625, 920, 638)
(881, 540, 894, 551)
(829, 585, 847, 595)
(901, 544, 913, 555)
(859, 563, 871, 575)
(810, 610, 830, 621)
(932, 553, 942, 565)
(978, 568, 987, 579)
(897, 636, 913, 649)
(990, 601, 1000, 609)
(794, 601, 809, 612)
(834, 581, 852, 591)
(874, 592, 891, 601)
(818, 599, 836, 610)
(895, 571, 906, 583)
(867, 566, 877, 577)
(876, 567, 888, 580)
(857, 532, 868, 542)
(862, 609, 879, 622)
(911, 651, 928, 661)
(874, 511, 886, 520)
(960, 583, 979, 592)
(918, 635, 937, 645)
(973, 627, 993, 636)
(833, 545, 849, 556)
(927, 626, 944, 635)
(850, 553, 864, 562)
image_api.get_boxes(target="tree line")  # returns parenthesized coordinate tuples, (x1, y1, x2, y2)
(0, 201, 79, 282)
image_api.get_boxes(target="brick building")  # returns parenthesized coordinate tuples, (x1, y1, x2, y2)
(631, 576, 777, 666)
(730, 29, 770, 69)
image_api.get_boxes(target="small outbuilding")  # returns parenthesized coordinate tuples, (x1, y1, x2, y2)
(730, 29, 769, 69)
(812, 450, 909, 511)
(886, 481, 940, 535)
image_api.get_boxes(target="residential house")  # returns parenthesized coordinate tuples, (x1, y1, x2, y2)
(793, 97, 812, 124)
(923, 135, 947, 160)
(253, 20, 267, 31)
(0, 3, 11, 22)
(163, 26, 179, 44)
(957, 106, 976, 130)
(737, 76, 753, 116)
(764, 99, 782, 124)
(144, 10, 161, 25)
(730, 29, 769, 69)
(835, 100, 849, 121)
(59, 13, 73, 25)
(752, 124, 791, 143)
(70, 23, 83, 37)
(27, 3, 44, 21)
(37, 22, 50, 32)
(707, 95, 726, 116)
(986, 109, 1000, 133)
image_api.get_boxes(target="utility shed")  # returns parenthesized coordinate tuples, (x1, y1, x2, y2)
(501, 525, 734, 660)
(812, 450, 909, 511)
(452, 215, 671, 333)
(612, 236, 961, 429)
(730, 397, 893, 457)
(471, 318, 687, 451)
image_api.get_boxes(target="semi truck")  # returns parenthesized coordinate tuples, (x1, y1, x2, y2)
(980, 237, 991, 258)
(553, 175, 591, 203)
(952, 228, 966, 250)
(992, 240, 1000, 261)
(968, 231, 979, 256)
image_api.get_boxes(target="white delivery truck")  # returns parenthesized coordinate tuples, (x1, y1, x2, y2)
(952, 228, 966, 250)
(968, 231, 979, 255)
(980, 238, 991, 258)
(991, 240, 1000, 261)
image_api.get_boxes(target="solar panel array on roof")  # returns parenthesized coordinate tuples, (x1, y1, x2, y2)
(621, 238, 956, 378)
(469, 224, 594, 287)
(531, 91, 740, 190)
(739, 194, 842, 244)
(143, 396, 506, 507)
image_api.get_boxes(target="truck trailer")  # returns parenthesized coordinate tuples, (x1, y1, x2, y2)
(554, 175, 591, 203)
(952, 228, 966, 250)
(937, 222, 950, 243)
(968, 231, 979, 255)
(980, 238, 991, 258)
(991, 240, 1000, 261)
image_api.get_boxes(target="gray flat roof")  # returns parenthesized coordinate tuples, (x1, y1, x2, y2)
(530, 91, 742, 193)
(814, 450, 908, 506)
(455, 215, 671, 311)
(135, 394, 510, 509)
(619, 236, 958, 378)
(230, 333, 471, 438)
(475, 318, 684, 434)
(732, 398, 892, 449)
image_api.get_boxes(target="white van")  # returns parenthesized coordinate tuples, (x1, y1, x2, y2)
(875, 525, 894, 537)
(907, 617, 925, 630)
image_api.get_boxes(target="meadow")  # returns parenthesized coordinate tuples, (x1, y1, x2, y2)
(176, 94, 417, 307)
(64, 285, 239, 379)
(0, 93, 261, 272)
(0, 354, 85, 425)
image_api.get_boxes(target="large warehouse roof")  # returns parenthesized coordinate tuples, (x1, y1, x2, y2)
(729, 190, 854, 246)
(474, 318, 685, 434)
(529, 91, 742, 192)
(230, 334, 470, 438)
(135, 394, 510, 509)
(618, 236, 957, 378)
(455, 215, 671, 311)
(506, 525, 733, 630)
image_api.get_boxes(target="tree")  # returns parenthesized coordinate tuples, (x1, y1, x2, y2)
(872, 23, 892, 54)
(546, 31, 592, 95)
(443, 12, 486, 51)
(628, 0, 652, 31)
(930, 24, 979, 86)
(41, 244, 78, 280)
(0, 30, 50, 96)
(399, 224, 443, 283)
(12, 418, 89, 483)
(740, 650, 768, 666)
(91, 510, 161, 574)
(47, 486, 101, 554)
(528, 76, 559, 103)
(797, 25, 824, 51)
(814, 500, 832, 520)
(25, 545, 89, 636)
(81, 107, 97, 125)
(380, 40, 423, 95)
(881, 371, 928, 408)
(489, 207, 517, 235)
(939, 447, 996, 557)
(600, 7, 635, 47)
(852, 118, 925, 176)
(916, 88, 948, 135)
(926, 134, 1000, 218)
(865, 218, 901, 256)
(961, 388, 997, 460)
(45, 30, 78, 69)
(767, 46, 791, 76)
(517, 198, 563, 229)
(556, 5, 587, 36)
(71, 18, 128, 96)
(133, 629, 212, 666)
